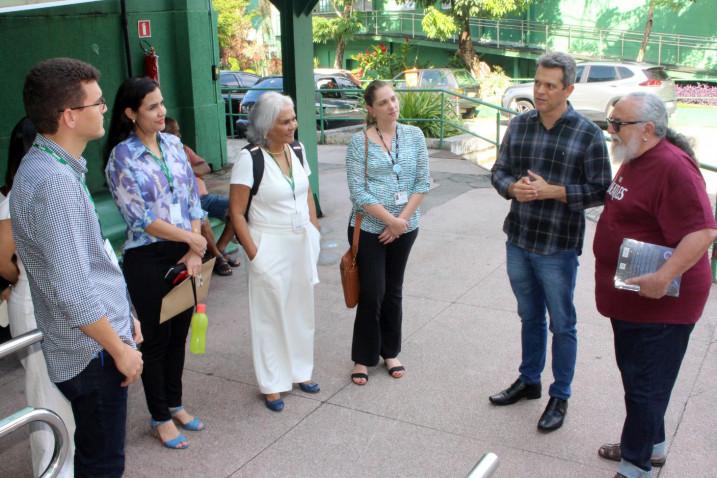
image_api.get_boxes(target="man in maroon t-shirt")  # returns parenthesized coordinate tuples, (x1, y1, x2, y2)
(593, 92, 717, 478)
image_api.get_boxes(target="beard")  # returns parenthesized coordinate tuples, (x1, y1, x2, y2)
(610, 134, 642, 164)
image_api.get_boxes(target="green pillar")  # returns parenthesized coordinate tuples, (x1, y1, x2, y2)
(274, 0, 322, 213)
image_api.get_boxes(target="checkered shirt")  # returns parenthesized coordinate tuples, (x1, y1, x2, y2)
(346, 124, 431, 234)
(491, 105, 612, 255)
(10, 135, 135, 383)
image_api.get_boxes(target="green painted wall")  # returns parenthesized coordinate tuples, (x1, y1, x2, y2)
(529, 0, 717, 71)
(0, 0, 225, 192)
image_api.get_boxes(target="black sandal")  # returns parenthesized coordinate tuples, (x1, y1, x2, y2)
(351, 373, 368, 385)
(387, 366, 405, 378)
(213, 256, 233, 276)
(221, 251, 240, 267)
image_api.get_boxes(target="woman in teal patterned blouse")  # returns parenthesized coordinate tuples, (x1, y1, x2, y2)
(345, 80, 431, 385)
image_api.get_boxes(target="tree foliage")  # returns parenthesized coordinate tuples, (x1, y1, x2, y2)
(214, 0, 276, 73)
(312, 1, 363, 69)
(421, 6, 457, 41)
(637, 0, 696, 62)
(402, 0, 530, 77)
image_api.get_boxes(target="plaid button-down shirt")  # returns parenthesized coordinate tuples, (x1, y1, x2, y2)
(10, 135, 135, 383)
(491, 105, 611, 255)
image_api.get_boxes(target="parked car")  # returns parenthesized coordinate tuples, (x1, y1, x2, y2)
(234, 71, 364, 137)
(220, 70, 260, 136)
(392, 68, 480, 118)
(501, 61, 677, 124)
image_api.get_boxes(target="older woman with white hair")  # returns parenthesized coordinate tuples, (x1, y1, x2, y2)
(229, 92, 321, 412)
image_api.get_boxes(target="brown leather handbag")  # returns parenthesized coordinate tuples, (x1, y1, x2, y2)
(340, 213, 362, 308)
(340, 130, 370, 309)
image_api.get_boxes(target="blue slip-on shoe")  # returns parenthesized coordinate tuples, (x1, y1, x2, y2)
(150, 419, 189, 450)
(169, 406, 205, 431)
(264, 396, 285, 412)
(298, 382, 321, 394)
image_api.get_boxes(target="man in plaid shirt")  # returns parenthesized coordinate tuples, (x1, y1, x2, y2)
(489, 52, 611, 432)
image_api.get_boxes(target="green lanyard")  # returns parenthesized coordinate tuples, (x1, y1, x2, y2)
(146, 142, 174, 194)
(34, 143, 97, 214)
(268, 148, 296, 200)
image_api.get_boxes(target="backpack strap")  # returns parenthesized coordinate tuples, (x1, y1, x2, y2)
(289, 141, 304, 166)
(241, 143, 264, 221)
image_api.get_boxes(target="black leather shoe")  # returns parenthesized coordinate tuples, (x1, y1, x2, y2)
(489, 378, 541, 405)
(537, 397, 568, 432)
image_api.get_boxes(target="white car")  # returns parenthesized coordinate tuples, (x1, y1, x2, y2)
(501, 61, 677, 123)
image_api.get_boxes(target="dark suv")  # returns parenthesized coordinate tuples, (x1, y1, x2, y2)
(221, 70, 260, 136)
(235, 72, 363, 137)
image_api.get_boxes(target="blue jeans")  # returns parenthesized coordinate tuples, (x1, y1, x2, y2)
(200, 193, 229, 220)
(612, 319, 693, 478)
(506, 242, 578, 400)
(56, 351, 128, 478)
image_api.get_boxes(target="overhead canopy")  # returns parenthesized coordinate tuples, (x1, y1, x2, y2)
(0, 0, 102, 13)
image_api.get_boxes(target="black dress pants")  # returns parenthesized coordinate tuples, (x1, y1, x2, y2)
(123, 241, 193, 422)
(349, 226, 418, 366)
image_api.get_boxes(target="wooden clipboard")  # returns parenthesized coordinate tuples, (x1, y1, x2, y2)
(160, 257, 215, 323)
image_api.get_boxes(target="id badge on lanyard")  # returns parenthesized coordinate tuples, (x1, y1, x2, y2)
(394, 191, 408, 205)
(291, 211, 309, 233)
(169, 203, 183, 225)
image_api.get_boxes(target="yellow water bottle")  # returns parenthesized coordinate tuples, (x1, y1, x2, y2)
(190, 303, 208, 355)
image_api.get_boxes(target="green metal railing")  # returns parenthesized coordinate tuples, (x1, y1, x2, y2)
(316, 86, 515, 153)
(222, 85, 515, 154)
(315, 11, 717, 71)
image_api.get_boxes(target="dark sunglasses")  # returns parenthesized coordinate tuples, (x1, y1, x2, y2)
(59, 97, 107, 113)
(607, 117, 645, 133)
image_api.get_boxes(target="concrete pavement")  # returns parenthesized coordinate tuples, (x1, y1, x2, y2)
(2, 143, 717, 477)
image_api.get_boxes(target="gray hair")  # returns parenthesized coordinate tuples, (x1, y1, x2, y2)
(626, 92, 668, 138)
(537, 52, 577, 88)
(246, 91, 294, 147)
(626, 91, 699, 165)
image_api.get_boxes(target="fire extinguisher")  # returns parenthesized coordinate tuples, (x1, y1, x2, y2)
(140, 40, 160, 83)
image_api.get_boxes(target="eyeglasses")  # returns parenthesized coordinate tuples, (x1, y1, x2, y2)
(59, 97, 107, 113)
(607, 117, 645, 133)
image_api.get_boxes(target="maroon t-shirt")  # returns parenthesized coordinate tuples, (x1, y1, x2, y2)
(593, 139, 716, 324)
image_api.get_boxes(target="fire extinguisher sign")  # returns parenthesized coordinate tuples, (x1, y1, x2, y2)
(138, 20, 151, 38)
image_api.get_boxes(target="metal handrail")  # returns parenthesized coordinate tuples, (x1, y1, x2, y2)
(0, 407, 69, 478)
(0, 329, 43, 358)
(467, 452, 500, 478)
(0, 330, 70, 478)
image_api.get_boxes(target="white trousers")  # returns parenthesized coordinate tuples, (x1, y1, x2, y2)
(8, 272, 75, 478)
(248, 223, 320, 394)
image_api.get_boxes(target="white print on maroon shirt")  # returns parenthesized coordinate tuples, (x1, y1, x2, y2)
(607, 180, 628, 201)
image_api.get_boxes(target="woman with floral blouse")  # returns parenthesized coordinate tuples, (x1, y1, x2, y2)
(105, 77, 206, 450)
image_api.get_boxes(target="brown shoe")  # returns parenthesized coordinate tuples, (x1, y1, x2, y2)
(598, 443, 666, 467)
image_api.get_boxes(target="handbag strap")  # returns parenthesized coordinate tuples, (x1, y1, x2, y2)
(349, 130, 371, 260)
(351, 214, 362, 260)
(190, 276, 198, 311)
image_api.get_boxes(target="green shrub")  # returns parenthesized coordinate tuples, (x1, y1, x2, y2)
(398, 91, 461, 138)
